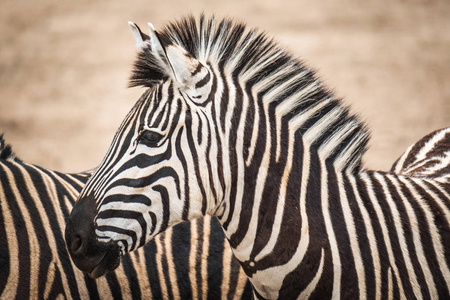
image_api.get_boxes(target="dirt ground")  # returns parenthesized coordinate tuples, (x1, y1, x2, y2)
(0, 0, 449, 173)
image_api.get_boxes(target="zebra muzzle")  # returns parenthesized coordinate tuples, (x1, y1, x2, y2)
(65, 194, 122, 278)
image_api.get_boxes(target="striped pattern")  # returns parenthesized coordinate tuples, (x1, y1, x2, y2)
(71, 16, 449, 299)
(0, 136, 251, 299)
(391, 127, 450, 180)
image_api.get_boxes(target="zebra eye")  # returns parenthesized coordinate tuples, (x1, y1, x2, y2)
(138, 130, 164, 147)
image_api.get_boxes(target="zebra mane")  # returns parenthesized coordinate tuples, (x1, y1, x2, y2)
(0, 134, 22, 162)
(129, 15, 370, 172)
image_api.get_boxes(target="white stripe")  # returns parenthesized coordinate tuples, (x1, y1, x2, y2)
(414, 128, 450, 162)
(349, 173, 382, 300)
(392, 144, 413, 173)
(189, 218, 199, 299)
(336, 171, 366, 299)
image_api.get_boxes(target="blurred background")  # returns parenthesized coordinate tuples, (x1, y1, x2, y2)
(0, 0, 449, 173)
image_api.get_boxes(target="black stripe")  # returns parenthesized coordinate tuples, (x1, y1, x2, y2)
(222, 63, 245, 233)
(279, 150, 331, 299)
(105, 272, 123, 300)
(101, 194, 152, 208)
(0, 163, 12, 295)
(195, 219, 204, 299)
(195, 71, 210, 89)
(96, 225, 137, 252)
(144, 239, 163, 299)
(110, 166, 180, 200)
(219, 64, 229, 134)
(175, 127, 190, 220)
(203, 111, 218, 204)
(171, 221, 193, 298)
(207, 217, 224, 299)
(197, 112, 203, 145)
(153, 185, 171, 235)
(191, 63, 203, 76)
(185, 109, 208, 215)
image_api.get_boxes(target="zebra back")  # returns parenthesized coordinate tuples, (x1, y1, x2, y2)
(391, 127, 450, 180)
(0, 135, 251, 299)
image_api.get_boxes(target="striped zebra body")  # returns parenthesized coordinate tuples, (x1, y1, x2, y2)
(66, 16, 450, 299)
(0, 135, 251, 299)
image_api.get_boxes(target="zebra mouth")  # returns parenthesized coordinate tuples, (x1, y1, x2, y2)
(65, 217, 122, 278)
(65, 193, 123, 278)
(88, 249, 121, 278)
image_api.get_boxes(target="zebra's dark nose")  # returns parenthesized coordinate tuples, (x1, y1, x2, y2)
(65, 194, 121, 278)
(65, 194, 97, 257)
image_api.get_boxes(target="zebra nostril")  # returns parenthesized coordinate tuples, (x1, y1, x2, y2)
(70, 233, 84, 255)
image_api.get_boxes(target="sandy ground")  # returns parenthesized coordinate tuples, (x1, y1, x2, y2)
(0, 0, 449, 173)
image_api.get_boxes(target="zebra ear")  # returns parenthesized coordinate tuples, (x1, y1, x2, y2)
(128, 22, 149, 49)
(147, 23, 168, 63)
(148, 23, 212, 104)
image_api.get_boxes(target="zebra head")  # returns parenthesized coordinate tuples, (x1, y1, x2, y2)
(65, 20, 221, 278)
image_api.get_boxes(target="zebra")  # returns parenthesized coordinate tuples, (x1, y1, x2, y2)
(390, 127, 450, 180)
(0, 135, 251, 299)
(64, 15, 450, 299)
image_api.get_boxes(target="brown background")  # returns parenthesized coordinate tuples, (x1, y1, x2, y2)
(0, 0, 449, 173)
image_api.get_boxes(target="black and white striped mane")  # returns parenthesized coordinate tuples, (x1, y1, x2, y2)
(0, 134, 21, 162)
(129, 15, 370, 172)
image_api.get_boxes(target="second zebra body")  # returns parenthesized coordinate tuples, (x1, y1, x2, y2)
(0, 135, 250, 299)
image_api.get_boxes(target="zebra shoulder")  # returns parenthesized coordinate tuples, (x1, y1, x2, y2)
(390, 127, 450, 179)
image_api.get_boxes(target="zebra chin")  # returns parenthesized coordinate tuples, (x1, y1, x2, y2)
(65, 193, 122, 278)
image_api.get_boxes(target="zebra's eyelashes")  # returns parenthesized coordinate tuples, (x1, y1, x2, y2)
(137, 130, 164, 147)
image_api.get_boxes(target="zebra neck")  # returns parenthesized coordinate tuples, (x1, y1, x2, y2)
(216, 94, 370, 245)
